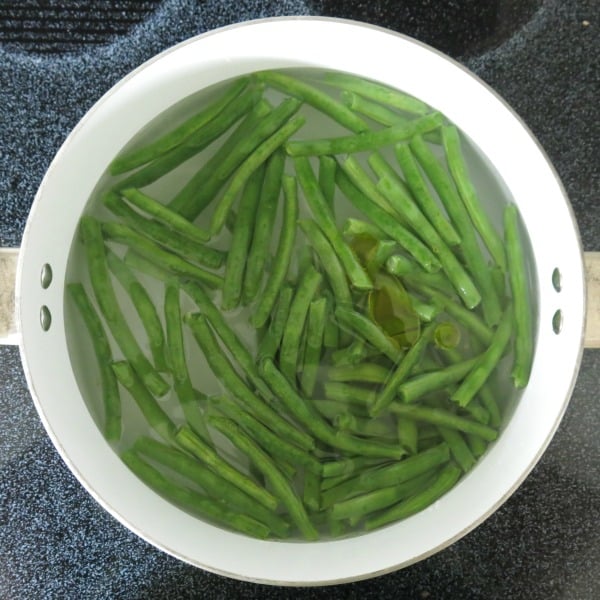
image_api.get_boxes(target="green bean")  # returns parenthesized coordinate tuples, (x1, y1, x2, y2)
(111, 361, 175, 442)
(388, 403, 498, 442)
(397, 356, 480, 403)
(504, 204, 534, 388)
(330, 470, 436, 524)
(256, 70, 369, 133)
(257, 285, 294, 361)
(370, 322, 435, 416)
(322, 456, 384, 479)
(163, 284, 211, 443)
(328, 362, 390, 384)
(358, 442, 450, 492)
(405, 280, 493, 346)
(105, 249, 168, 372)
(208, 416, 319, 541)
(388, 258, 455, 296)
(466, 433, 488, 459)
(114, 85, 262, 191)
(335, 168, 440, 273)
(185, 314, 314, 451)
(298, 220, 352, 308)
(121, 449, 270, 539)
(318, 155, 337, 212)
(409, 135, 501, 326)
(102, 222, 223, 289)
(322, 307, 340, 349)
(303, 470, 321, 513)
(479, 385, 502, 429)
(168, 99, 271, 219)
(452, 305, 513, 407)
(80, 217, 169, 397)
(67, 283, 121, 441)
(334, 306, 401, 363)
(368, 240, 399, 272)
(181, 281, 272, 401)
(123, 252, 174, 282)
(323, 381, 377, 407)
(377, 175, 481, 310)
(393, 143, 460, 246)
(320, 71, 431, 116)
(221, 164, 265, 310)
(209, 396, 322, 476)
(260, 359, 404, 460)
(312, 399, 370, 422)
(109, 77, 250, 174)
(364, 463, 462, 531)
(442, 125, 507, 270)
(242, 150, 286, 305)
(250, 175, 299, 328)
(342, 218, 387, 241)
(132, 436, 290, 537)
(286, 112, 443, 157)
(294, 156, 372, 290)
(210, 115, 306, 236)
(300, 297, 328, 397)
(120, 188, 209, 243)
(103, 192, 225, 269)
(279, 267, 322, 383)
(340, 90, 410, 124)
(436, 426, 475, 473)
(175, 425, 279, 511)
(334, 413, 397, 440)
(397, 417, 418, 454)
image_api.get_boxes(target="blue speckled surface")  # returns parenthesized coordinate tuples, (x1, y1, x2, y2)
(1, 1, 599, 598)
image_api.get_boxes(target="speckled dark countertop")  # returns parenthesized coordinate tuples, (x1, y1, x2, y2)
(1, 1, 598, 598)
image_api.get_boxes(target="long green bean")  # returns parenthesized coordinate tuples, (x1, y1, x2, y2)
(300, 297, 328, 397)
(257, 285, 294, 361)
(436, 426, 475, 473)
(318, 155, 337, 211)
(327, 362, 390, 384)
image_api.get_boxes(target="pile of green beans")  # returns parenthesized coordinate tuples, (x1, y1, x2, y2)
(69, 69, 534, 540)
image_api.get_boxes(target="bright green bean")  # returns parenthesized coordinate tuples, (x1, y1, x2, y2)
(168, 99, 271, 219)
(80, 217, 169, 397)
(111, 361, 175, 442)
(364, 463, 462, 530)
(109, 76, 250, 174)
(323, 381, 377, 407)
(105, 248, 168, 372)
(185, 313, 314, 451)
(467, 433, 488, 459)
(504, 204, 534, 388)
(294, 156, 373, 290)
(67, 283, 121, 441)
(342, 218, 387, 240)
(442, 125, 507, 270)
(334, 412, 396, 440)
(300, 297, 328, 397)
(437, 426, 475, 473)
(208, 416, 319, 541)
(250, 175, 299, 328)
(335, 167, 441, 273)
(286, 112, 443, 156)
(242, 150, 286, 305)
(222, 164, 265, 310)
(210, 115, 306, 236)
(298, 220, 352, 308)
(327, 362, 390, 384)
(101, 222, 223, 289)
(318, 155, 337, 212)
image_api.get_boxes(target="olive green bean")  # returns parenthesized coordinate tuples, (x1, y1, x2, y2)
(504, 204, 534, 388)
(452, 305, 513, 407)
(242, 150, 286, 305)
(208, 416, 319, 540)
(175, 425, 279, 511)
(294, 156, 373, 290)
(109, 76, 250, 174)
(80, 217, 169, 397)
(105, 248, 168, 372)
(397, 417, 418, 454)
(102, 222, 223, 289)
(323, 381, 377, 407)
(222, 164, 265, 310)
(286, 112, 443, 156)
(442, 125, 507, 270)
(67, 283, 121, 441)
(342, 218, 387, 241)
(327, 362, 390, 384)
(168, 99, 271, 219)
(300, 297, 328, 397)
(257, 285, 294, 361)
(318, 155, 337, 211)
(322, 456, 384, 479)
(210, 115, 306, 236)
(111, 361, 176, 442)
(311, 399, 370, 422)
(303, 470, 321, 513)
(279, 266, 322, 383)
(251, 175, 299, 328)
(334, 413, 397, 440)
(335, 167, 441, 273)
(364, 463, 462, 530)
(185, 313, 314, 451)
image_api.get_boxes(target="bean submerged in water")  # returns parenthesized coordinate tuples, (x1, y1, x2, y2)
(71, 69, 534, 540)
